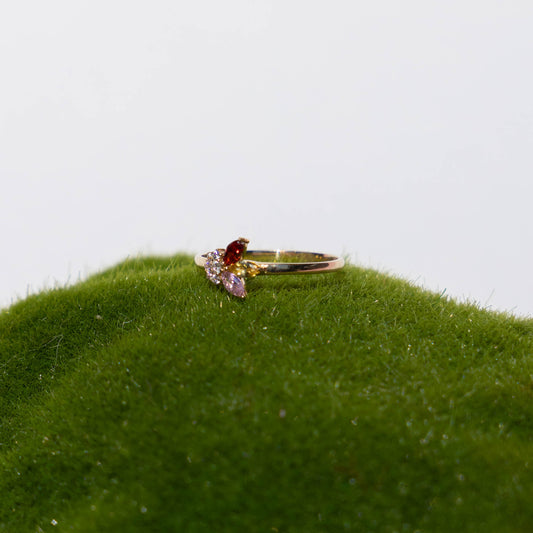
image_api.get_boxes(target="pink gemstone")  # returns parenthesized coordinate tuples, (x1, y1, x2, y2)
(221, 271, 247, 298)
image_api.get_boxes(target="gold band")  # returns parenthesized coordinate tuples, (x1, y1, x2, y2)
(194, 250, 344, 275)
(195, 238, 344, 298)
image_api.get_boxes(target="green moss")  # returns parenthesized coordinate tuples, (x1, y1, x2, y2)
(1, 256, 532, 532)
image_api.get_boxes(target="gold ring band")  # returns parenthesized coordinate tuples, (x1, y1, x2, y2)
(195, 250, 344, 274)
(195, 238, 344, 298)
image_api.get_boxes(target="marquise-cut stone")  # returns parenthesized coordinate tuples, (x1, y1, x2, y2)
(221, 271, 247, 298)
(204, 250, 224, 284)
(223, 238, 248, 266)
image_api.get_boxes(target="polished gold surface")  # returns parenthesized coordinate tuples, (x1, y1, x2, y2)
(195, 250, 344, 276)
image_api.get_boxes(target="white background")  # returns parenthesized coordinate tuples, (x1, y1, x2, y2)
(1, 1, 532, 317)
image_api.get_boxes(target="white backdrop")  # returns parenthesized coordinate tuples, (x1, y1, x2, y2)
(1, 1, 532, 316)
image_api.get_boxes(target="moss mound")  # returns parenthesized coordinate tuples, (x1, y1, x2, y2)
(1, 256, 532, 532)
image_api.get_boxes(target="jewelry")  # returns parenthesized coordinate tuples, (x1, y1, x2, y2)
(195, 238, 344, 298)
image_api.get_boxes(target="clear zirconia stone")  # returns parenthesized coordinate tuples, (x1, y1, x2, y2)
(204, 250, 224, 284)
(221, 271, 247, 298)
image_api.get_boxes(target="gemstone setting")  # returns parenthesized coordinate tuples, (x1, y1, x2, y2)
(204, 250, 224, 284)
(223, 238, 249, 266)
(221, 271, 247, 298)
(202, 238, 258, 298)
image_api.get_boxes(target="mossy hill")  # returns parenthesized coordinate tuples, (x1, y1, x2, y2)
(1, 255, 532, 532)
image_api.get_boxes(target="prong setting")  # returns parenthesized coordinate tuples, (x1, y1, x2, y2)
(203, 238, 259, 298)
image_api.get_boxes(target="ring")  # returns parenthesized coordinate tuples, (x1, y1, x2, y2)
(195, 237, 345, 298)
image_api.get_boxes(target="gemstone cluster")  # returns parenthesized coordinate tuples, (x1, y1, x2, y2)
(203, 238, 256, 298)
(204, 250, 224, 284)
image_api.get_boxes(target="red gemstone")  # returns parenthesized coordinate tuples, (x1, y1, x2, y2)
(223, 238, 248, 266)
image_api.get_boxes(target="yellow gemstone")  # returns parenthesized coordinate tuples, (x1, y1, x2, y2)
(226, 263, 247, 278)
(226, 260, 262, 279)
(243, 261, 262, 278)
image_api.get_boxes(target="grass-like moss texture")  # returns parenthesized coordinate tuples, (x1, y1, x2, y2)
(1, 256, 533, 532)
